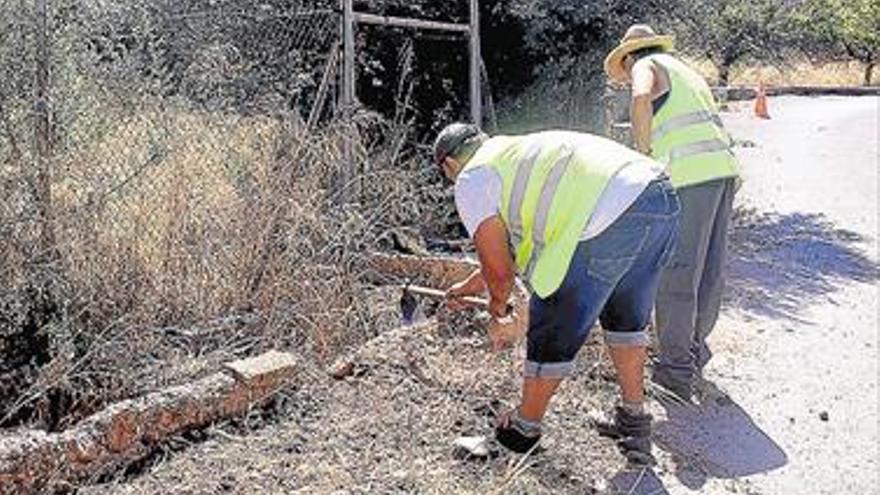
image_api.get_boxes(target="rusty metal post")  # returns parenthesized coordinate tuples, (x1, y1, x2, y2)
(469, 0, 481, 127)
(341, 0, 356, 201)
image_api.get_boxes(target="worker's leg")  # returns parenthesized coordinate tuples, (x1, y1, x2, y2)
(601, 235, 670, 403)
(518, 241, 614, 417)
(654, 179, 726, 398)
(496, 239, 618, 453)
(519, 377, 562, 421)
(594, 177, 680, 465)
(608, 346, 647, 402)
(693, 177, 737, 374)
(599, 177, 679, 402)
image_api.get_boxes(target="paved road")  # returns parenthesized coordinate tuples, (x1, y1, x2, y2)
(653, 96, 879, 495)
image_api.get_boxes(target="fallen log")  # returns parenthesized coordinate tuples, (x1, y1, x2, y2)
(363, 251, 479, 289)
(0, 351, 296, 495)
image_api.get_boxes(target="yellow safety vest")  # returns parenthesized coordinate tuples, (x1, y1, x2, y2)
(462, 131, 654, 297)
(647, 53, 739, 188)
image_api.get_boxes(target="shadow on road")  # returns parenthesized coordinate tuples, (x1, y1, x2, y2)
(653, 394, 788, 490)
(609, 466, 670, 494)
(725, 208, 879, 321)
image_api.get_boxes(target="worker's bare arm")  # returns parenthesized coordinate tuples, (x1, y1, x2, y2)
(472, 215, 516, 319)
(630, 59, 655, 154)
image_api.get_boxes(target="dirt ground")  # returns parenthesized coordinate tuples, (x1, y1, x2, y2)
(79, 96, 878, 494)
(80, 315, 632, 494)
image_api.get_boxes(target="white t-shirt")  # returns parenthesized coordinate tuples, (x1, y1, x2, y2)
(454, 160, 663, 240)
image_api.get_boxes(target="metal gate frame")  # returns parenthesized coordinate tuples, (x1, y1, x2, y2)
(339, 0, 481, 197)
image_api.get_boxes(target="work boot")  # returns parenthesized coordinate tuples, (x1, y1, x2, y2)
(588, 406, 656, 466)
(494, 409, 541, 454)
(693, 375, 733, 407)
(650, 370, 693, 404)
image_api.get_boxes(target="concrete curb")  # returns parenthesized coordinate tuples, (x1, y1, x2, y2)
(0, 351, 297, 495)
(714, 85, 880, 101)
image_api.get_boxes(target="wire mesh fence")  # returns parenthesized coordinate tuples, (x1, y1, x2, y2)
(0, 0, 464, 429)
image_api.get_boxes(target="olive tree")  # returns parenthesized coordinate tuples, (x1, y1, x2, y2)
(662, 0, 800, 86)
(791, 0, 879, 85)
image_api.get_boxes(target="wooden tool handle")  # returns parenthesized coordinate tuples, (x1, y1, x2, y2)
(407, 284, 489, 308)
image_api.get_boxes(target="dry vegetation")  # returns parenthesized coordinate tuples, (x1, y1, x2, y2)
(684, 58, 876, 86)
(1, 97, 455, 433)
(77, 315, 635, 495)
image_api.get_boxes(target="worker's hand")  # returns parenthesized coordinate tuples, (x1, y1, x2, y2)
(488, 310, 524, 352)
(488, 283, 528, 352)
(488, 296, 519, 351)
(445, 280, 480, 311)
(488, 297, 511, 320)
(443, 269, 487, 311)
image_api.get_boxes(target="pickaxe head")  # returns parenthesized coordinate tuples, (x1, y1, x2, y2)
(400, 282, 428, 326)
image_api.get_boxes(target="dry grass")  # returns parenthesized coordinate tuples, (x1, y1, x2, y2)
(682, 58, 874, 87)
(0, 97, 454, 431)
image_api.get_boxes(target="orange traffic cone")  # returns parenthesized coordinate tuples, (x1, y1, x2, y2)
(754, 82, 770, 119)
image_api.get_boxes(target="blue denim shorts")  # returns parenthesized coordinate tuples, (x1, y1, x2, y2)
(525, 178, 680, 379)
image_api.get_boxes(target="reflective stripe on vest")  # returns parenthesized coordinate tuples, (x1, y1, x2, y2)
(507, 143, 543, 249)
(651, 109, 723, 142)
(522, 145, 575, 281)
(662, 138, 733, 163)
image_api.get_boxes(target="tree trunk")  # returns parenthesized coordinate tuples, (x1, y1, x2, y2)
(864, 62, 876, 87)
(717, 63, 731, 87)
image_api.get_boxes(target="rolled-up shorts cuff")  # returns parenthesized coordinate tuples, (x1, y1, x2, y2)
(604, 328, 650, 347)
(524, 360, 575, 378)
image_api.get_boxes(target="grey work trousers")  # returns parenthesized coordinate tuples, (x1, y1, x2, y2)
(654, 177, 736, 390)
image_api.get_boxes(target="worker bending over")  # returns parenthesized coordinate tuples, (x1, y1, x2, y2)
(434, 124, 679, 464)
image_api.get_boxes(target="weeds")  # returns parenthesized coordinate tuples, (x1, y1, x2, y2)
(0, 101, 454, 430)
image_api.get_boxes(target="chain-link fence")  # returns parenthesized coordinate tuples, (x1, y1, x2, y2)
(0, 0, 465, 429)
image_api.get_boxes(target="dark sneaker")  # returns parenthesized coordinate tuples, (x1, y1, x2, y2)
(495, 424, 541, 453)
(588, 406, 656, 466)
(494, 409, 541, 454)
(620, 435, 656, 467)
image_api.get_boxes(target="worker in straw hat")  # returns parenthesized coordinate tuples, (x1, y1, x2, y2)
(604, 25, 740, 404)
(433, 123, 680, 465)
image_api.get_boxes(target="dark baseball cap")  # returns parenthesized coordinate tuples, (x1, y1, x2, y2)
(432, 122, 483, 166)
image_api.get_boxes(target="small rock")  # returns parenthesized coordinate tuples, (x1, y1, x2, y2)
(330, 361, 355, 380)
(224, 350, 297, 382)
(819, 411, 829, 422)
(454, 435, 490, 457)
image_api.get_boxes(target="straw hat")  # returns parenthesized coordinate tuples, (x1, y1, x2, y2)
(604, 24, 675, 83)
